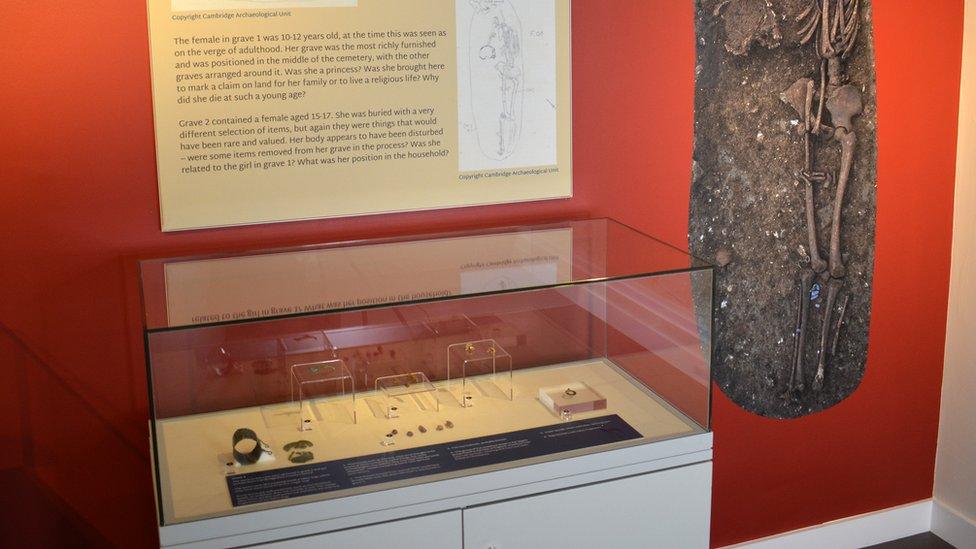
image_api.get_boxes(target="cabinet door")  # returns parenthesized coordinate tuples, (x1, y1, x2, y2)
(463, 462, 712, 549)
(259, 510, 462, 548)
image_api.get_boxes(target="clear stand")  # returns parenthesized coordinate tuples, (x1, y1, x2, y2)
(447, 339, 513, 408)
(290, 359, 356, 432)
(538, 381, 607, 418)
(375, 372, 440, 419)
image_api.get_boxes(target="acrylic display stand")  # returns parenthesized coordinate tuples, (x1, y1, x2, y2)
(290, 359, 356, 432)
(374, 372, 440, 418)
(447, 339, 513, 408)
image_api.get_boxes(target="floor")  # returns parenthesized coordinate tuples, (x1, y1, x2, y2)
(867, 532, 957, 548)
(0, 466, 961, 549)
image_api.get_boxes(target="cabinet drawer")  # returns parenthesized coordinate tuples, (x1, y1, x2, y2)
(463, 461, 712, 549)
(258, 510, 462, 548)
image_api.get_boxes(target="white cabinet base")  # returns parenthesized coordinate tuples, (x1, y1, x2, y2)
(160, 434, 712, 548)
(464, 463, 712, 549)
(245, 463, 711, 549)
(257, 511, 462, 549)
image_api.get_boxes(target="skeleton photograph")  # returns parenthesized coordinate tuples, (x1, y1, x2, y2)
(692, 0, 877, 418)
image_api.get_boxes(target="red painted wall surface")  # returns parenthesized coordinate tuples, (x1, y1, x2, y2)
(0, 1, 962, 547)
(576, 2, 964, 546)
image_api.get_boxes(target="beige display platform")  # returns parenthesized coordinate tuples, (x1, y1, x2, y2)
(156, 359, 701, 524)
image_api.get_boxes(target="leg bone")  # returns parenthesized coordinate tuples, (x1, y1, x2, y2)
(826, 85, 862, 279)
(789, 271, 816, 393)
(813, 278, 841, 391)
(827, 127, 855, 279)
(831, 292, 850, 355)
(800, 173, 828, 273)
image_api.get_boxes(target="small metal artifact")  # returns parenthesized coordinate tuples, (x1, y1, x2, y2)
(232, 428, 270, 465)
(288, 451, 314, 464)
(283, 440, 314, 452)
(283, 440, 314, 464)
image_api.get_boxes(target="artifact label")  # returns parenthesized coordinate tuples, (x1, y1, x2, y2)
(146, 0, 572, 230)
(226, 414, 641, 507)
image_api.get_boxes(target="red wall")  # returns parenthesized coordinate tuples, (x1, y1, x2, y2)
(576, 2, 964, 546)
(0, 1, 962, 547)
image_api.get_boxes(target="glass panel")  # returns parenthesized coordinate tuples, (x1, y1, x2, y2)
(605, 269, 713, 430)
(140, 219, 705, 330)
(142, 219, 713, 526)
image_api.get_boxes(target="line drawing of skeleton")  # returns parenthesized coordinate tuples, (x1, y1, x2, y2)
(468, 0, 525, 160)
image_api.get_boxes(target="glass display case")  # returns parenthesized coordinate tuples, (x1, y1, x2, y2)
(140, 218, 714, 526)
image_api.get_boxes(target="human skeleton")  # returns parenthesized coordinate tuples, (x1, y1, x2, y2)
(782, 0, 863, 394)
(715, 0, 864, 395)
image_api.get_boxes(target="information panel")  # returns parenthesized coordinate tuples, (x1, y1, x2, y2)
(226, 415, 640, 507)
(147, 0, 573, 231)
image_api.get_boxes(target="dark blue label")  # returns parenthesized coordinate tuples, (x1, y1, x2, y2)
(226, 414, 641, 507)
